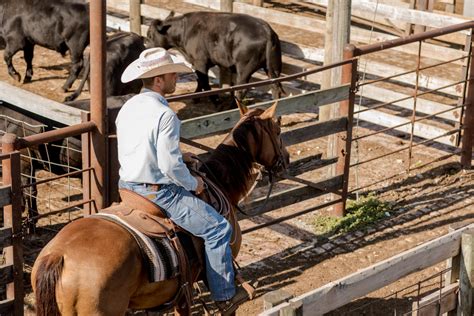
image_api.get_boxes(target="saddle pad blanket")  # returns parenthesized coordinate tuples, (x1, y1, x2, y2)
(91, 213, 178, 282)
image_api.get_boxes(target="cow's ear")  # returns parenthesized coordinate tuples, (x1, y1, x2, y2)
(150, 19, 162, 29)
(166, 11, 175, 20)
(236, 99, 249, 117)
(157, 24, 172, 35)
(259, 101, 278, 120)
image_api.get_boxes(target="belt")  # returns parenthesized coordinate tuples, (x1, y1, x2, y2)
(145, 183, 161, 191)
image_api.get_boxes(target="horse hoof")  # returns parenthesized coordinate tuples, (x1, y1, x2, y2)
(23, 76, 32, 84)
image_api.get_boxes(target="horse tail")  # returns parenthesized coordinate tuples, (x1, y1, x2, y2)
(265, 30, 285, 99)
(34, 253, 63, 316)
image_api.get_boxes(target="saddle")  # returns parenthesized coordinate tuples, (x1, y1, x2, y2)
(100, 188, 197, 313)
(98, 173, 248, 314)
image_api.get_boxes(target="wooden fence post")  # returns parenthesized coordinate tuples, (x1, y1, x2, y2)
(130, 0, 142, 35)
(460, 31, 474, 169)
(446, 225, 461, 316)
(220, 0, 233, 12)
(263, 290, 293, 311)
(464, 0, 474, 17)
(458, 230, 474, 315)
(1, 134, 24, 316)
(280, 301, 303, 316)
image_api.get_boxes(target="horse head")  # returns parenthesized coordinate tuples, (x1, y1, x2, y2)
(235, 100, 290, 175)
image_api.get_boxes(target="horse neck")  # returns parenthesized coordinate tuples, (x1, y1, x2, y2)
(204, 138, 255, 205)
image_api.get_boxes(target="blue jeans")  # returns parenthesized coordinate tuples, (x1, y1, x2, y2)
(119, 180, 236, 301)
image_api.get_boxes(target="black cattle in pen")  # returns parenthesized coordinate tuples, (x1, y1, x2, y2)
(65, 32, 145, 102)
(0, 0, 89, 91)
(146, 11, 284, 106)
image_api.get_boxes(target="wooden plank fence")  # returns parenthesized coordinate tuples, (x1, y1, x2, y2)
(261, 224, 474, 315)
(107, 0, 467, 149)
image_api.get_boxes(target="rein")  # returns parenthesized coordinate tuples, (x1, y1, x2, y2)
(195, 155, 252, 216)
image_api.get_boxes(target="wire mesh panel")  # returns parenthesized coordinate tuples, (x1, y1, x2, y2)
(0, 114, 85, 231)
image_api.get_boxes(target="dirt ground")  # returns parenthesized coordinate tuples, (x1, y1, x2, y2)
(0, 1, 473, 315)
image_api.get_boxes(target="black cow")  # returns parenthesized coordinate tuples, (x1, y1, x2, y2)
(146, 11, 283, 104)
(0, 0, 89, 91)
(65, 32, 145, 102)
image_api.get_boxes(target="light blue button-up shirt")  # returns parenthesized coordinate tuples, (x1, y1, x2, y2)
(115, 89, 198, 191)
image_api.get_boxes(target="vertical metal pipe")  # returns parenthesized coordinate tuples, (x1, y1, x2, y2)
(334, 44, 358, 217)
(461, 31, 474, 169)
(1, 134, 24, 316)
(407, 41, 423, 172)
(89, 0, 107, 210)
(81, 112, 92, 215)
(455, 34, 472, 148)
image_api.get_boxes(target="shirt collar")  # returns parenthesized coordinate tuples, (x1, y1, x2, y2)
(142, 88, 168, 106)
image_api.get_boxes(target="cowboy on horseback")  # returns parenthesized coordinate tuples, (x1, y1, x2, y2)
(116, 47, 250, 314)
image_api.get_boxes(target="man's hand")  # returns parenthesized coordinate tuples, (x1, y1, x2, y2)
(194, 176, 205, 195)
(182, 152, 197, 163)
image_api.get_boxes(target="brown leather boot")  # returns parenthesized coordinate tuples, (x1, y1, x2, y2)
(215, 286, 250, 315)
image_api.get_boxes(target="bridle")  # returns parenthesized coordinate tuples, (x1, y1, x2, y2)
(256, 117, 287, 174)
(245, 114, 287, 214)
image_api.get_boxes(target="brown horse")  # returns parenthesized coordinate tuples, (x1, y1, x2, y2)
(31, 101, 289, 316)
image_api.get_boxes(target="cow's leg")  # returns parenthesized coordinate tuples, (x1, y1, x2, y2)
(62, 56, 84, 92)
(62, 36, 86, 92)
(23, 41, 34, 84)
(194, 69, 220, 106)
(192, 61, 221, 106)
(234, 66, 255, 103)
(3, 41, 23, 82)
(264, 66, 284, 100)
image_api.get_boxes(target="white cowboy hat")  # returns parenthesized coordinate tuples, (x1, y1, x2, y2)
(121, 47, 193, 83)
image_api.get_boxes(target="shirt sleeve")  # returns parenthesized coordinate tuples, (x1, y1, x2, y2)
(156, 111, 198, 191)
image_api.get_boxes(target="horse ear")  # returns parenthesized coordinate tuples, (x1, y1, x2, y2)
(236, 99, 249, 117)
(260, 101, 278, 120)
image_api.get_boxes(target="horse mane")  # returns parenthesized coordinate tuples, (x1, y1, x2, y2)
(203, 110, 264, 199)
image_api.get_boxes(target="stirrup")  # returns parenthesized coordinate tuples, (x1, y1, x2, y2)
(235, 273, 257, 300)
(215, 286, 250, 316)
